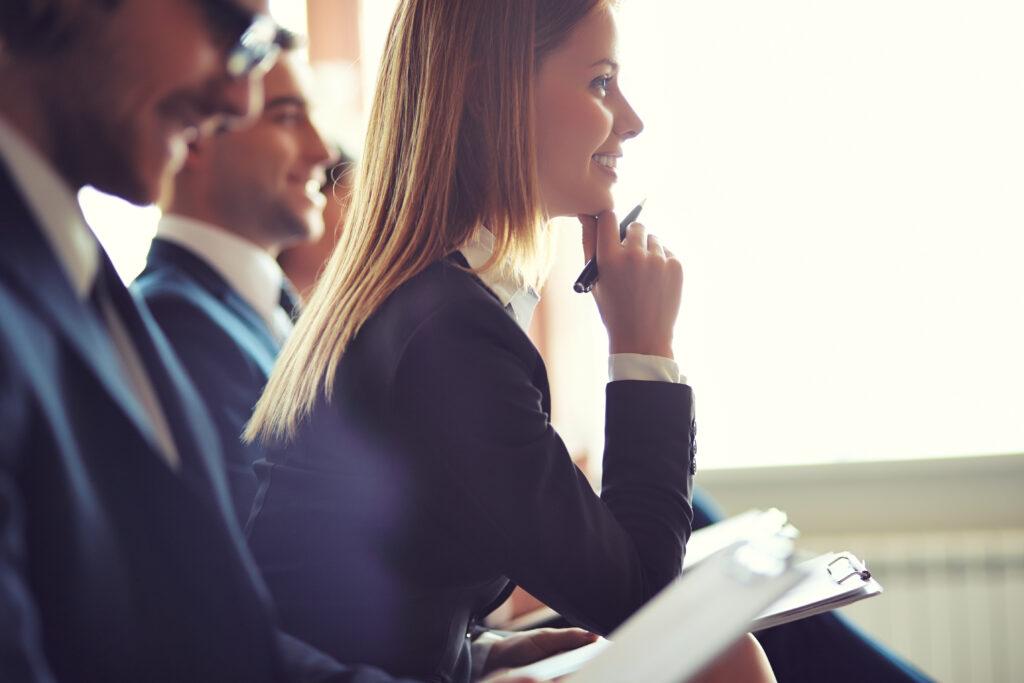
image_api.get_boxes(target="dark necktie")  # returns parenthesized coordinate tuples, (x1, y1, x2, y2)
(89, 263, 180, 467)
(279, 278, 302, 322)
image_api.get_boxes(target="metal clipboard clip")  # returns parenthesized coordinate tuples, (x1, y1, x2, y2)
(826, 554, 872, 584)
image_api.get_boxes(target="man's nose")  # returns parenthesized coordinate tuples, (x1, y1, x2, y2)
(304, 122, 333, 167)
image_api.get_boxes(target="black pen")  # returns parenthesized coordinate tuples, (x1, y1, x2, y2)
(573, 200, 645, 293)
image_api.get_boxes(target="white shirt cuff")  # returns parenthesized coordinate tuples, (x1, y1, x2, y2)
(470, 631, 505, 679)
(609, 353, 687, 384)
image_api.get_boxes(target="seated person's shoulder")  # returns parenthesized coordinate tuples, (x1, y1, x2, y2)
(377, 256, 510, 338)
(133, 269, 239, 341)
(133, 267, 211, 311)
(339, 256, 529, 397)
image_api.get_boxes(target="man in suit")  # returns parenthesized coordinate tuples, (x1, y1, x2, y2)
(0, 2, 553, 681)
(134, 53, 334, 524)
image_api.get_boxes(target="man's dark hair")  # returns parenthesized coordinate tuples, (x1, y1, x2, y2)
(0, 0, 119, 56)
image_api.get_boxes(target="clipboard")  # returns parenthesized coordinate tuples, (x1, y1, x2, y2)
(507, 537, 808, 683)
(751, 551, 882, 631)
(497, 508, 799, 633)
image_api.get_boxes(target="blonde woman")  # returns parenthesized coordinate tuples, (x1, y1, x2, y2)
(245, 1, 774, 681)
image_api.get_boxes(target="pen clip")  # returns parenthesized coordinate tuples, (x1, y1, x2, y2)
(618, 198, 647, 241)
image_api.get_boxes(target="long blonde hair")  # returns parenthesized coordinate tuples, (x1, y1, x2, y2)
(246, 0, 606, 444)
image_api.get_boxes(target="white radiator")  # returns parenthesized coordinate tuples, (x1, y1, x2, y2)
(798, 529, 1024, 682)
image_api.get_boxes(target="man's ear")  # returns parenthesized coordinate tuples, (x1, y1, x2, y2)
(182, 138, 206, 169)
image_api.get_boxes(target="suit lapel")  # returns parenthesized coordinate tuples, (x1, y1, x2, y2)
(222, 290, 280, 368)
(0, 171, 233, 517)
(146, 239, 281, 365)
(0, 174, 170, 456)
(97, 254, 237, 508)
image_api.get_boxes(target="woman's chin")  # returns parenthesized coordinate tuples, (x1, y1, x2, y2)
(582, 197, 615, 217)
(541, 190, 614, 219)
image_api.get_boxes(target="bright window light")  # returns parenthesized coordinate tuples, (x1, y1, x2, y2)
(269, 0, 308, 36)
(79, 187, 159, 283)
(608, 0, 1024, 467)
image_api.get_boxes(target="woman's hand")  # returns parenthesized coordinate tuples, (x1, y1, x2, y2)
(580, 211, 683, 359)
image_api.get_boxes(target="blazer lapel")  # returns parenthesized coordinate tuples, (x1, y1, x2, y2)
(101, 253, 237, 514)
(223, 289, 280, 368)
(0, 175, 167, 455)
(146, 239, 281, 364)
(1, 171, 230, 517)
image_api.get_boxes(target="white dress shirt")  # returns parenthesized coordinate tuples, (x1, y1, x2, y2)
(0, 115, 180, 468)
(156, 214, 295, 343)
(459, 226, 686, 384)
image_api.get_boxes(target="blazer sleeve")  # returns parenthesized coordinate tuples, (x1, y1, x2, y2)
(0, 345, 57, 682)
(389, 298, 695, 636)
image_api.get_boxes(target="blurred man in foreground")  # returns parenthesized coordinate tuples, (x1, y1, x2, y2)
(0, 1, 542, 680)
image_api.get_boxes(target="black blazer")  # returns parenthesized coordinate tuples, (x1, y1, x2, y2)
(0, 167, 415, 683)
(133, 238, 282, 524)
(247, 255, 697, 682)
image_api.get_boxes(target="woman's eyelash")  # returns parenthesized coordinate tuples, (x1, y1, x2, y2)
(591, 75, 613, 91)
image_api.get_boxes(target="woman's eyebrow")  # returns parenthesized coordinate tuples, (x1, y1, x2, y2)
(589, 58, 619, 71)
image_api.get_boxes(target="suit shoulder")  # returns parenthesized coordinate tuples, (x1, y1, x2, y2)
(352, 258, 524, 368)
(378, 258, 506, 331)
(133, 266, 232, 331)
(133, 264, 211, 308)
(337, 258, 529, 399)
(368, 259, 540, 377)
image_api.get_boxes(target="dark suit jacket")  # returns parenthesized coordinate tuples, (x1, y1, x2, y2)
(247, 255, 697, 682)
(0, 166, 415, 683)
(133, 238, 281, 524)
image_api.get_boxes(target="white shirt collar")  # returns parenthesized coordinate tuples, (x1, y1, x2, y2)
(459, 226, 540, 333)
(157, 214, 286, 327)
(0, 115, 100, 299)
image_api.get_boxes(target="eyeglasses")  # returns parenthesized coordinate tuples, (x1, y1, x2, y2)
(226, 14, 297, 78)
(200, 0, 299, 78)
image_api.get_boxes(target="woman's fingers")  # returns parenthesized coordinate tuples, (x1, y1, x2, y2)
(594, 210, 622, 259)
(623, 221, 648, 251)
(647, 233, 665, 258)
(589, 221, 683, 358)
(578, 214, 598, 263)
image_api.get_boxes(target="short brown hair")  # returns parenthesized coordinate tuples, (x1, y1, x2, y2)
(0, 0, 118, 56)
